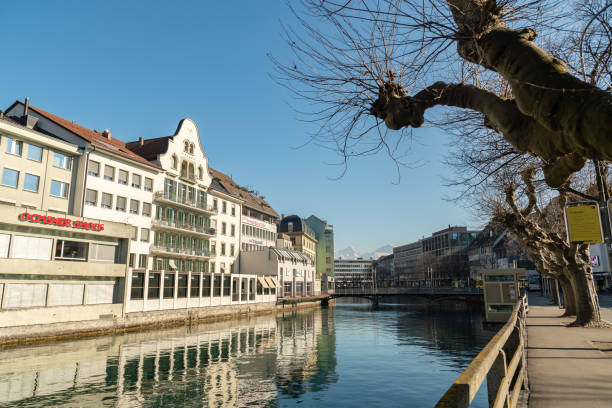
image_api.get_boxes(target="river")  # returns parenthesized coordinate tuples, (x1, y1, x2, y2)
(0, 298, 496, 407)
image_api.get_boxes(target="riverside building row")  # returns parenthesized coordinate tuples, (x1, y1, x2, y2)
(0, 100, 329, 332)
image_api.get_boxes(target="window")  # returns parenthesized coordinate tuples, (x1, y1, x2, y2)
(132, 174, 141, 189)
(198, 166, 203, 180)
(131, 272, 145, 299)
(88, 160, 100, 176)
(91, 243, 116, 262)
(131, 226, 138, 241)
(130, 199, 139, 214)
(202, 275, 211, 297)
(221, 243, 226, 256)
(213, 275, 221, 296)
(5, 137, 22, 156)
(223, 276, 230, 296)
(101, 193, 112, 209)
(177, 274, 188, 297)
(85, 189, 97, 206)
(230, 244, 235, 257)
(53, 152, 71, 169)
(230, 224, 235, 237)
(129, 253, 135, 268)
(220, 262, 226, 274)
(50, 180, 68, 198)
(55, 240, 88, 261)
(1, 168, 18, 188)
(213, 198, 218, 210)
(27, 144, 42, 162)
(163, 273, 175, 298)
(231, 205, 236, 216)
(23, 173, 39, 192)
(222, 201, 227, 213)
(184, 140, 189, 152)
(11, 235, 52, 260)
(148, 273, 161, 298)
(116, 196, 126, 211)
(104, 165, 115, 181)
(141, 228, 150, 242)
(190, 273, 200, 297)
(171, 155, 178, 169)
(222, 222, 227, 235)
(138, 254, 148, 268)
(144, 177, 153, 192)
(118, 169, 128, 185)
(142, 202, 152, 217)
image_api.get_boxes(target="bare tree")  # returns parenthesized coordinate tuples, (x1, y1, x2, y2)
(273, 0, 611, 187)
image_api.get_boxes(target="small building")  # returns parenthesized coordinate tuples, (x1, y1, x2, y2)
(278, 215, 318, 262)
(240, 247, 314, 298)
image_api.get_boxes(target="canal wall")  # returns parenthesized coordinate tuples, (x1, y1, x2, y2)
(0, 296, 329, 346)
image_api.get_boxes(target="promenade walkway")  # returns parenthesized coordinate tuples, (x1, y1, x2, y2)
(526, 293, 612, 408)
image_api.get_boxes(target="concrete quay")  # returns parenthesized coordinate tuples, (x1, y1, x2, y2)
(526, 293, 612, 408)
(0, 296, 327, 346)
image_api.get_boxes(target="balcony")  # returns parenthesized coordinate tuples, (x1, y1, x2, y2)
(154, 191, 217, 215)
(152, 218, 215, 237)
(150, 244, 213, 259)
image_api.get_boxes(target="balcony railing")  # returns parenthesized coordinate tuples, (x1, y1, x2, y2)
(154, 191, 217, 214)
(150, 244, 213, 258)
(152, 218, 216, 236)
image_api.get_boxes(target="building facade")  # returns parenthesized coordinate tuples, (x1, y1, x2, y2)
(393, 241, 423, 287)
(334, 258, 373, 288)
(278, 215, 317, 261)
(306, 215, 335, 292)
(373, 253, 395, 288)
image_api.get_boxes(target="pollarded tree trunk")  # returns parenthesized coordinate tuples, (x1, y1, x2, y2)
(566, 263, 602, 327)
(559, 278, 577, 317)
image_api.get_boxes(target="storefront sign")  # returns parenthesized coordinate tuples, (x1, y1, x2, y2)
(565, 203, 603, 244)
(19, 212, 104, 231)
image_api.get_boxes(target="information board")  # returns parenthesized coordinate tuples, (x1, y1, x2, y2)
(565, 203, 603, 244)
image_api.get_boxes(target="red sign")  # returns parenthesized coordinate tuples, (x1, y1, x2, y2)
(19, 212, 104, 231)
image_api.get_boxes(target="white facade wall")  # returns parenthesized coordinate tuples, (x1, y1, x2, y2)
(83, 151, 158, 269)
(240, 214, 276, 251)
(209, 191, 241, 274)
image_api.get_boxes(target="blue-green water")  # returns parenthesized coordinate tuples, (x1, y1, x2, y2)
(0, 299, 495, 407)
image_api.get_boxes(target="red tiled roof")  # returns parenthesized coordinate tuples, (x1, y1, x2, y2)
(14, 101, 161, 170)
(209, 168, 279, 219)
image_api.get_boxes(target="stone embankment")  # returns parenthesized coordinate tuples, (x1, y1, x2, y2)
(0, 296, 329, 346)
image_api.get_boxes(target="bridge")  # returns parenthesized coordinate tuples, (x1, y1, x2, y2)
(327, 287, 483, 305)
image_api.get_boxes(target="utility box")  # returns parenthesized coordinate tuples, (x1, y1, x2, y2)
(483, 269, 523, 323)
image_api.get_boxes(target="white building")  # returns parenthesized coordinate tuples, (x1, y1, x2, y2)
(334, 258, 373, 287)
(240, 247, 315, 297)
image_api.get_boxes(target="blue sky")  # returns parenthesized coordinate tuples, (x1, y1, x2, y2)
(1, 1, 478, 253)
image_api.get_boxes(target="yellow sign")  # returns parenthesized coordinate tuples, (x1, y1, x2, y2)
(566, 204, 603, 244)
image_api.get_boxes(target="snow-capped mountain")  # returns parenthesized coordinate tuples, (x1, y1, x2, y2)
(334, 245, 393, 260)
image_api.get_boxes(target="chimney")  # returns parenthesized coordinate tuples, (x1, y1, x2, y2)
(20, 97, 38, 129)
(139, 136, 144, 146)
(103, 129, 111, 140)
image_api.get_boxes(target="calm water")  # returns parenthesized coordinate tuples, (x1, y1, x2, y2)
(0, 299, 496, 407)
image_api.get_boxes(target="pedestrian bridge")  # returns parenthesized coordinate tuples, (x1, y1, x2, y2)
(328, 287, 483, 305)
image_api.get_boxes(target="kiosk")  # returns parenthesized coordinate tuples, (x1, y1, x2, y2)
(483, 268, 523, 322)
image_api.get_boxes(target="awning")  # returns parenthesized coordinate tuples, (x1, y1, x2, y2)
(269, 277, 281, 289)
(258, 276, 270, 289)
(168, 260, 177, 270)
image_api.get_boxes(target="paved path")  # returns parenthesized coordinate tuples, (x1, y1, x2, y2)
(526, 293, 612, 408)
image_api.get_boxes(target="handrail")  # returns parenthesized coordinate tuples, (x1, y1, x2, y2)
(434, 295, 528, 408)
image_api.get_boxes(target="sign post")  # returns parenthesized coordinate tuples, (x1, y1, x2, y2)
(564, 201, 604, 244)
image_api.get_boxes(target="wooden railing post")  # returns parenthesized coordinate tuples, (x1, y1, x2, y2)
(487, 349, 508, 408)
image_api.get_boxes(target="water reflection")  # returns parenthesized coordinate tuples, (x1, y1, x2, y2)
(0, 300, 493, 407)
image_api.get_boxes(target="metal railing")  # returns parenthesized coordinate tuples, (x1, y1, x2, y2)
(152, 218, 215, 235)
(434, 296, 528, 408)
(333, 287, 483, 296)
(153, 191, 217, 213)
(150, 244, 212, 257)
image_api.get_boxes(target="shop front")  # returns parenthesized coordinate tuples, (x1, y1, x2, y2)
(0, 204, 131, 328)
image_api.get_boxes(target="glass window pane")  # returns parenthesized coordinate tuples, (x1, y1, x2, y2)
(116, 196, 126, 211)
(85, 189, 97, 205)
(23, 173, 40, 192)
(164, 273, 175, 298)
(55, 240, 88, 261)
(148, 273, 160, 298)
(130, 199, 139, 214)
(27, 144, 42, 161)
(1, 168, 18, 188)
(132, 174, 141, 188)
(53, 152, 71, 169)
(6, 138, 22, 155)
(144, 177, 153, 191)
(50, 180, 68, 198)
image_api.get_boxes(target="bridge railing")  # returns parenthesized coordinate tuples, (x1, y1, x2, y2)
(333, 287, 483, 296)
(434, 295, 528, 408)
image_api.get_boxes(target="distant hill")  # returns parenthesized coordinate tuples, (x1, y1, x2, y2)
(335, 245, 393, 260)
